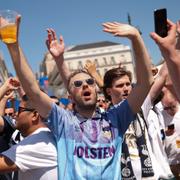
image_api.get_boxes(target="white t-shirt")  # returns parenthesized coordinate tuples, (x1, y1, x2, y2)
(147, 101, 173, 179)
(161, 106, 180, 165)
(141, 96, 174, 179)
(125, 95, 160, 179)
(2, 127, 57, 180)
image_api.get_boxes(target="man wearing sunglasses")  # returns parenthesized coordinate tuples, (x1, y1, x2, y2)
(4, 15, 153, 180)
(0, 95, 58, 180)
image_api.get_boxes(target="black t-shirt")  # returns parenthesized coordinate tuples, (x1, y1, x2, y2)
(0, 116, 15, 153)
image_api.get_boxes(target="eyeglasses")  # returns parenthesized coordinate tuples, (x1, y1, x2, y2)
(97, 99, 106, 103)
(18, 106, 35, 115)
(72, 78, 95, 88)
(4, 113, 14, 116)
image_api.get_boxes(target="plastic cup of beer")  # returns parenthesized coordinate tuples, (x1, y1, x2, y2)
(0, 10, 18, 44)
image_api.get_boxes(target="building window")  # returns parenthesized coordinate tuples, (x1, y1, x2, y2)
(94, 59, 99, 67)
(97, 69, 101, 76)
(78, 61, 83, 69)
(103, 57, 107, 66)
(68, 62, 72, 70)
(110, 56, 116, 65)
(104, 68, 108, 73)
(123, 66, 127, 70)
(121, 54, 126, 62)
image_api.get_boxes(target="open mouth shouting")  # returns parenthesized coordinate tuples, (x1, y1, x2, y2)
(82, 90, 92, 101)
(122, 92, 129, 99)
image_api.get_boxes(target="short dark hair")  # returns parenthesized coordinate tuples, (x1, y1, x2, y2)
(103, 67, 132, 101)
(50, 95, 58, 99)
(67, 69, 93, 92)
(22, 94, 29, 101)
(21, 94, 35, 110)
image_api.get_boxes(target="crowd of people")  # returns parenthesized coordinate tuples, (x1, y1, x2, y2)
(0, 12, 179, 180)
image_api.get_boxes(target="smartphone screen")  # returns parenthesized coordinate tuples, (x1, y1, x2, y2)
(154, 8, 168, 37)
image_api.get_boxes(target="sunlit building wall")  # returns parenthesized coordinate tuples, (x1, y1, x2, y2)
(40, 41, 135, 97)
(0, 52, 9, 85)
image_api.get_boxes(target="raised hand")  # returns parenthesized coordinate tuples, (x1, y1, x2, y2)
(151, 19, 180, 101)
(84, 60, 104, 88)
(4, 77, 20, 91)
(102, 22, 139, 40)
(46, 28, 65, 60)
(176, 20, 180, 50)
(84, 60, 97, 75)
(4, 91, 15, 100)
(150, 19, 177, 55)
(16, 15, 21, 43)
(0, 16, 9, 26)
(0, 78, 19, 101)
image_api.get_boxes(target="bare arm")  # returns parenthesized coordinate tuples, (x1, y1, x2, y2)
(151, 19, 180, 100)
(0, 156, 18, 173)
(103, 22, 153, 113)
(149, 63, 168, 103)
(5, 16, 52, 118)
(84, 60, 104, 88)
(46, 28, 71, 88)
(16, 82, 26, 99)
(0, 91, 14, 116)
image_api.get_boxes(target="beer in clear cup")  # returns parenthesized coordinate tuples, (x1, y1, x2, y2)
(0, 10, 18, 43)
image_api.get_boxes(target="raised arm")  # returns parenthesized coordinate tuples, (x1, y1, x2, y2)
(46, 28, 71, 88)
(0, 78, 19, 115)
(5, 16, 52, 118)
(150, 19, 180, 100)
(0, 78, 18, 131)
(84, 60, 104, 88)
(103, 22, 154, 113)
(148, 63, 168, 103)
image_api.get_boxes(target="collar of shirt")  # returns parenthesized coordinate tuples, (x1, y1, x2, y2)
(73, 108, 102, 124)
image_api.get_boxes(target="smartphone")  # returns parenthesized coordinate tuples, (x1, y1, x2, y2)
(154, 8, 168, 37)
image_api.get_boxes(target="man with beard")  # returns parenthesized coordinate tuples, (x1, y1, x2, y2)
(0, 94, 58, 180)
(3, 15, 153, 179)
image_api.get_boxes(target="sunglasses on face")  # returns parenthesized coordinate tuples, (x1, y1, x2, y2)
(18, 106, 35, 116)
(72, 78, 95, 88)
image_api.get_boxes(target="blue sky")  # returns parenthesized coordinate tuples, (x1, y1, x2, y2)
(0, 0, 179, 76)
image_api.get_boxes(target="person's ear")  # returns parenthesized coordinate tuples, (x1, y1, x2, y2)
(32, 111, 39, 122)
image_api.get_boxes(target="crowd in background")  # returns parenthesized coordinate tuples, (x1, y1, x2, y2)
(0, 12, 180, 180)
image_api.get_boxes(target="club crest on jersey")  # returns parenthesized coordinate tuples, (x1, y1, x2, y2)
(102, 126, 112, 139)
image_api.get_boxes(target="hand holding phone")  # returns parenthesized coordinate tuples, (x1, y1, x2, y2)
(154, 8, 168, 37)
